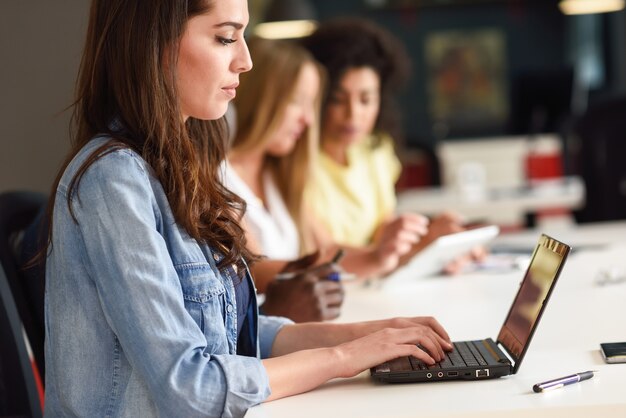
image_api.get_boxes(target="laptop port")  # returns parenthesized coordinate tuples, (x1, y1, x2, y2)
(437, 372, 444, 378)
(426, 373, 433, 379)
(475, 369, 490, 378)
(447, 371, 459, 377)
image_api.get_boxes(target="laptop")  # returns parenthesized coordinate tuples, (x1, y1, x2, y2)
(371, 234, 570, 383)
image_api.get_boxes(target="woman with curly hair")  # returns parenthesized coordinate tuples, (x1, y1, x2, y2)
(303, 18, 469, 271)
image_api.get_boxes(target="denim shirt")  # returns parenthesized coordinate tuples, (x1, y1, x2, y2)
(44, 137, 292, 418)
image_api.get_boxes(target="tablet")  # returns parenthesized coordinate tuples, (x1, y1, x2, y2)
(399, 225, 500, 278)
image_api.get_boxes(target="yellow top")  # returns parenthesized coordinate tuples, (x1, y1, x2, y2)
(306, 134, 401, 247)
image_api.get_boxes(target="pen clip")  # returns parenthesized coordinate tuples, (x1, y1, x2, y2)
(330, 248, 345, 265)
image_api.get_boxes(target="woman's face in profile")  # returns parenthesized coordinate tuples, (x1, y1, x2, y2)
(176, 0, 252, 122)
(266, 61, 320, 157)
(322, 66, 380, 147)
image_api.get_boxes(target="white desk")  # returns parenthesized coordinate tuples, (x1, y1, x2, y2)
(246, 222, 626, 418)
(396, 176, 585, 225)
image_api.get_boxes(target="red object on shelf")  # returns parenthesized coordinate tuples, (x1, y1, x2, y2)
(526, 151, 571, 223)
(396, 162, 432, 192)
(526, 153, 563, 180)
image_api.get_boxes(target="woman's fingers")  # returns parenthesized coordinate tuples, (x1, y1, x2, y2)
(337, 324, 456, 377)
(385, 327, 446, 362)
(280, 250, 321, 274)
(388, 316, 453, 346)
(415, 316, 452, 344)
(318, 283, 344, 307)
(321, 306, 342, 320)
(392, 214, 429, 237)
(414, 336, 443, 363)
(407, 344, 437, 365)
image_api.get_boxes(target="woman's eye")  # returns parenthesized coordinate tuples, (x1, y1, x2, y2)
(217, 36, 236, 46)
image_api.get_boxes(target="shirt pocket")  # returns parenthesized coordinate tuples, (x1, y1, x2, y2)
(175, 263, 228, 351)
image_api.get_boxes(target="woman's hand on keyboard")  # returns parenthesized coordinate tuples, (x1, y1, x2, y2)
(332, 323, 452, 378)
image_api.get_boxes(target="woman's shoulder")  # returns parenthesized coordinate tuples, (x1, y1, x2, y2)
(220, 160, 243, 191)
(58, 136, 152, 195)
(351, 133, 396, 161)
(67, 135, 148, 174)
(363, 133, 401, 179)
(367, 132, 395, 150)
(220, 160, 256, 202)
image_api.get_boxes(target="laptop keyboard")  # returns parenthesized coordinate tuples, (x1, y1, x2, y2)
(388, 340, 491, 372)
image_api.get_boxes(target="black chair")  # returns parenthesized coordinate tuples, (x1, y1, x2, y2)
(570, 97, 626, 223)
(0, 191, 47, 392)
(0, 263, 43, 417)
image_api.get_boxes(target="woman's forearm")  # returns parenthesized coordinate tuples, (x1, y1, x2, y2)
(270, 316, 450, 357)
(340, 245, 390, 279)
(262, 346, 344, 401)
(263, 317, 453, 402)
(270, 320, 387, 357)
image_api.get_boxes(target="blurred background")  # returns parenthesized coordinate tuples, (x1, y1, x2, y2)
(2, 0, 625, 227)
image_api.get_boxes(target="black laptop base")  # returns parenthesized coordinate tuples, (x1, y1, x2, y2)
(371, 338, 512, 383)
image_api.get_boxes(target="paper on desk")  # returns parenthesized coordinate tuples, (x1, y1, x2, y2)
(463, 253, 531, 274)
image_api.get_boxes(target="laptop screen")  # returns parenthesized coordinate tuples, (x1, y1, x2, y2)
(497, 234, 570, 373)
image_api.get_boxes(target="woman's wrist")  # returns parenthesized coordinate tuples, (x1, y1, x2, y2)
(370, 246, 399, 277)
(341, 318, 390, 341)
(326, 345, 351, 378)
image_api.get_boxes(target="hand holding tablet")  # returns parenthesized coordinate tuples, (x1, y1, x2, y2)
(397, 225, 500, 278)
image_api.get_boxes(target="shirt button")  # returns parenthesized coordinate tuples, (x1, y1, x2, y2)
(226, 304, 233, 313)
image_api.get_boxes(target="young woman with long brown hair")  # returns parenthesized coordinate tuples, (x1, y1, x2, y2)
(43, 1, 452, 417)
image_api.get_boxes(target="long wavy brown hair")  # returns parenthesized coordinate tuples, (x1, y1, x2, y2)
(44, 0, 255, 270)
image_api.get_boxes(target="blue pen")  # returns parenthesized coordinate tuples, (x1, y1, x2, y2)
(325, 271, 357, 282)
(326, 250, 345, 282)
(325, 249, 359, 281)
(532, 370, 596, 393)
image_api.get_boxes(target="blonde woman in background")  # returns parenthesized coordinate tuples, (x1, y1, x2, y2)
(224, 37, 429, 321)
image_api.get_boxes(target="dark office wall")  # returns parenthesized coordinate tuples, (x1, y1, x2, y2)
(606, 9, 626, 96)
(314, 0, 589, 146)
(1, 1, 623, 192)
(0, 1, 89, 193)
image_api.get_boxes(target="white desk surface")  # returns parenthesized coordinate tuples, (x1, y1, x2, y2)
(396, 176, 585, 225)
(246, 221, 626, 418)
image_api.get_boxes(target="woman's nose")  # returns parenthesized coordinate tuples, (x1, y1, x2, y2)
(345, 100, 357, 120)
(302, 107, 314, 126)
(235, 40, 253, 73)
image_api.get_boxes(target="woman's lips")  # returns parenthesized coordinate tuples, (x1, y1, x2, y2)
(339, 125, 358, 136)
(222, 83, 239, 98)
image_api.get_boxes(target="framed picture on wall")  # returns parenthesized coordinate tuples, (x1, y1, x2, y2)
(425, 28, 509, 137)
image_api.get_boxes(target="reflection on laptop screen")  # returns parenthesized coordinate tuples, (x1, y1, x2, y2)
(497, 236, 569, 364)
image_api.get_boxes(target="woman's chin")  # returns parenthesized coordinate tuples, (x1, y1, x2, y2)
(340, 134, 365, 146)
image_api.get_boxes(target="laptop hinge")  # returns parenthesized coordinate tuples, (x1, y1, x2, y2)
(486, 339, 515, 369)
